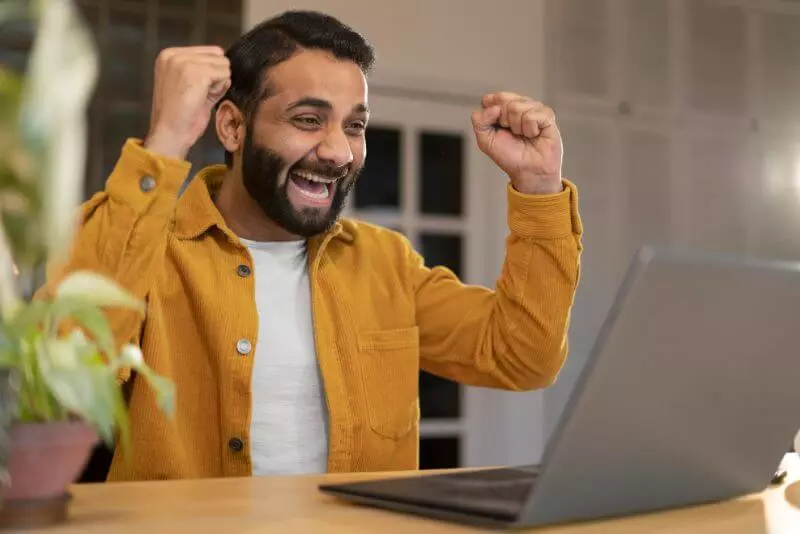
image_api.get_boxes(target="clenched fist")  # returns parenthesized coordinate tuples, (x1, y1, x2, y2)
(471, 92, 563, 195)
(144, 46, 231, 160)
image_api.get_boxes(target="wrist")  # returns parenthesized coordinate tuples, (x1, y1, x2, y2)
(143, 128, 192, 161)
(511, 176, 564, 195)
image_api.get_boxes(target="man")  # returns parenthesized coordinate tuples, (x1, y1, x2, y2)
(39, 10, 583, 481)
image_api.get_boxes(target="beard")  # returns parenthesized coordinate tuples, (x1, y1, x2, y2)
(241, 132, 360, 238)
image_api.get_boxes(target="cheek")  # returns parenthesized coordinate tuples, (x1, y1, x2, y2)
(352, 138, 366, 168)
(272, 131, 321, 167)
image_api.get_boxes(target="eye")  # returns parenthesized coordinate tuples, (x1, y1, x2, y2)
(294, 115, 322, 128)
(347, 120, 367, 134)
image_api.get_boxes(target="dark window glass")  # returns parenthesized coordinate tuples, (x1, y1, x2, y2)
(106, 9, 147, 102)
(420, 131, 463, 215)
(158, 17, 196, 50)
(420, 437, 460, 469)
(420, 371, 460, 419)
(102, 103, 148, 177)
(355, 126, 401, 210)
(420, 234, 462, 278)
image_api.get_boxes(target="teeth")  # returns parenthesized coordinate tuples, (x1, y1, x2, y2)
(293, 170, 336, 184)
(295, 185, 330, 200)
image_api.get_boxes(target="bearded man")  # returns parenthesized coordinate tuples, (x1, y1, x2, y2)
(38, 10, 583, 481)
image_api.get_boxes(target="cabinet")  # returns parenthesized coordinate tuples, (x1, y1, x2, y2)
(543, 0, 800, 436)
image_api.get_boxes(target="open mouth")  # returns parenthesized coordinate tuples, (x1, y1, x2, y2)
(288, 169, 337, 202)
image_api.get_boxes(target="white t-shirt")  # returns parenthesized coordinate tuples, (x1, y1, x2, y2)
(240, 238, 329, 476)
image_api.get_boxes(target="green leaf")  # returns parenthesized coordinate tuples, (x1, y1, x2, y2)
(55, 271, 144, 313)
(4, 299, 50, 337)
(35, 339, 87, 418)
(145, 373, 175, 417)
(50, 297, 116, 359)
(130, 364, 175, 418)
(37, 339, 121, 440)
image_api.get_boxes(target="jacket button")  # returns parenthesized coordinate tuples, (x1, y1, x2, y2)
(236, 339, 252, 355)
(236, 264, 251, 277)
(228, 437, 244, 452)
(139, 175, 156, 193)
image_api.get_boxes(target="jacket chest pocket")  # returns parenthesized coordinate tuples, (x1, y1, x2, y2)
(356, 326, 420, 440)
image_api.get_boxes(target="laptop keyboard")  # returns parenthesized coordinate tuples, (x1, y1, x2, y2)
(425, 467, 538, 502)
(327, 466, 539, 521)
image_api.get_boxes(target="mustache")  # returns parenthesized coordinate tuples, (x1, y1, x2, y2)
(289, 161, 350, 180)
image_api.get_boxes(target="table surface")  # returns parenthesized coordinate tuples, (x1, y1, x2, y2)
(25, 454, 800, 533)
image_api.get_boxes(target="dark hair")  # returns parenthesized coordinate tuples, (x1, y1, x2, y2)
(221, 10, 375, 167)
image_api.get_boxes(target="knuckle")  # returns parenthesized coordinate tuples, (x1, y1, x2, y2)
(508, 101, 527, 115)
(156, 48, 175, 63)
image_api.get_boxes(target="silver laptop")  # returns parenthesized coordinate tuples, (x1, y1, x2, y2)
(319, 247, 800, 528)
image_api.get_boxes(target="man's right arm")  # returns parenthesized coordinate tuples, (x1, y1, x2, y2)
(34, 140, 191, 350)
(35, 45, 231, 355)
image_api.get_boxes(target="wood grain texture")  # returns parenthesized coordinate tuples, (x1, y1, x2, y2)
(21, 455, 800, 533)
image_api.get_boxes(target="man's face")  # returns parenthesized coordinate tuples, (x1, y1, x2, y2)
(240, 49, 368, 238)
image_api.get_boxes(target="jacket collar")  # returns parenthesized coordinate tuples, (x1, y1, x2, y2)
(172, 165, 353, 247)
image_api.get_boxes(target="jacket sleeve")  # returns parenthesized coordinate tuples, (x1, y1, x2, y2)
(413, 180, 583, 391)
(34, 139, 191, 379)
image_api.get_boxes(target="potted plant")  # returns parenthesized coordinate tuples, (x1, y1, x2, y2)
(0, 0, 174, 528)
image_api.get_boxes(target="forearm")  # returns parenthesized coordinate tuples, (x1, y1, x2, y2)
(417, 180, 582, 390)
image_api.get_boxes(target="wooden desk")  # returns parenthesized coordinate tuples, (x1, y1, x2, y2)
(26, 454, 800, 533)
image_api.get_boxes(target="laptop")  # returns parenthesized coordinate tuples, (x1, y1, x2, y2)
(319, 247, 800, 528)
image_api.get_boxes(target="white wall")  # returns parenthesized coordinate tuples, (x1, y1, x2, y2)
(244, 0, 551, 466)
(542, 0, 800, 439)
(245, 0, 545, 95)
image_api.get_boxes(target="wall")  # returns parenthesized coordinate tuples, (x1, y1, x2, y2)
(542, 0, 800, 438)
(245, 0, 544, 96)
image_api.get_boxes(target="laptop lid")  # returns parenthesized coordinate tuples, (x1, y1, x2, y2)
(518, 247, 800, 527)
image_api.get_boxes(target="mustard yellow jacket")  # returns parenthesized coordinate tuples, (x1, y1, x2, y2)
(38, 139, 583, 481)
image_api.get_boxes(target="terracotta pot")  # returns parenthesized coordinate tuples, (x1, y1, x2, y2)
(0, 421, 98, 529)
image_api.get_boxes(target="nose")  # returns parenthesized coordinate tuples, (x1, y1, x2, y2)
(316, 127, 354, 169)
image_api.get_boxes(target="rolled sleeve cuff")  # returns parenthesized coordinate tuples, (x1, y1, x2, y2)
(105, 138, 192, 214)
(507, 179, 583, 239)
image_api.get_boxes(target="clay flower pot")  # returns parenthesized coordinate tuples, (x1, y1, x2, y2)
(0, 421, 98, 528)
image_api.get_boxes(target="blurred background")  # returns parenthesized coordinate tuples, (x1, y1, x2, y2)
(2, 0, 799, 476)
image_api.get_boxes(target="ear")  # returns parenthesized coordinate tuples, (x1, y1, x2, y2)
(215, 101, 245, 154)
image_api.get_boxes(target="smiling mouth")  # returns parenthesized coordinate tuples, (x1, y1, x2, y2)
(288, 169, 339, 201)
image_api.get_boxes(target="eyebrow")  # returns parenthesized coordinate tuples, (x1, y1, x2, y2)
(287, 98, 369, 114)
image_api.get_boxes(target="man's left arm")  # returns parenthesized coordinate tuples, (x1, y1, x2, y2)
(413, 92, 583, 391)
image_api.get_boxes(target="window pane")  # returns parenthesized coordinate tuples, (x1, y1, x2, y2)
(355, 126, 401, 210)
(106, 9, 147, 102)
(419, 437, 460, 470)
(159, 0, 198, 10)
(420, 234, 462, 278)
(158, 17, 196, 50)
(208, 0, 242, 20)
(102, 104, 149, 178)
(420, 132, 463, 215)
(420, 371, 460, 419)
(206, 22, 241, 49)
